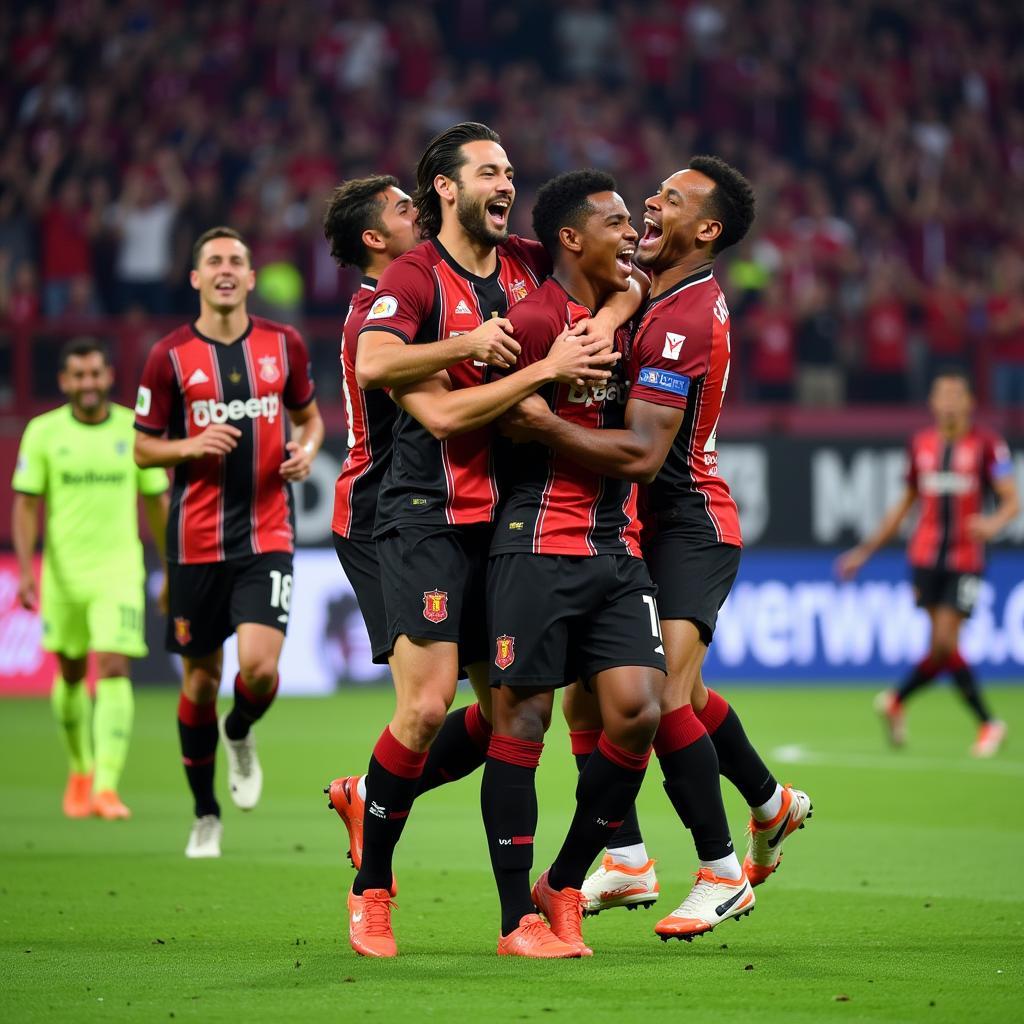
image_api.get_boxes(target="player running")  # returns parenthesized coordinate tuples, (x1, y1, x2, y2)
(12, 337, 169, 820)
(837, 371, 1019, 756)
(134, 226, 324, 858)
(483, 170, 666, 958)
(502, 157, 811, 940)
(342, 122, 632, 958)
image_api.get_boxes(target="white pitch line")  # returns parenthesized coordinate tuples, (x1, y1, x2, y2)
(769, 744, 1024, 777)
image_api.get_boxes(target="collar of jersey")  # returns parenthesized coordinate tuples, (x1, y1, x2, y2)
(431, 237, 503, 286)
(645, 267, 715, 309)
(191, 317, 254, 347)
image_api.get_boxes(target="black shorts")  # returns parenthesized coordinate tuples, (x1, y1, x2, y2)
(487, 553, 667, 688)
(377, 522, 490, 669)
(912, 566, 981, 617)
(166, 551, 293, 657)
(644, 534, 741, 646)
(333, 532, 391, 663)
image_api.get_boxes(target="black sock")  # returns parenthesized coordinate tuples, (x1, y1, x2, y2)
(949, 652, 992, 723)
(895, 654, 943, 705)
(656, 707, 733, 861)
(417, 703, 491, 795)
(223, 673, 278, 740)
(573, 751, 644, 851)
(482, 735, 543, 936)
(698, 690, 777, 808)
(177, 693, 220, 818)
(548, 735, 649, 892)
(352, 727, 426, 895)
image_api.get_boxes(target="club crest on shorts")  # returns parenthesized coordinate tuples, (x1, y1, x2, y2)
(174, 617, 192, 646)
(495, 634, 515, 670)
(422, 590, 448, 623)
(258, 355, 281, 383)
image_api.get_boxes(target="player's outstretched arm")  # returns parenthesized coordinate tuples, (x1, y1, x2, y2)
(11, 492, 41, 610)
(500, 394, 682, 484)
(280, 399, 325, 482)
(835, 486, 918, 579)
(393, 328, 618, 440)
(134, 424, 242, 468)
(356, 319, 522, 392)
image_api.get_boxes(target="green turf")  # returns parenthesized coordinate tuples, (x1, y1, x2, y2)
(2, 685, 1023, 1023)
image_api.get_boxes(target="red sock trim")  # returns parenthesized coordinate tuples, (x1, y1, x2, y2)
(464, 702, 493, 752)
(235, 672, 279, 708)
(487, 733, 544, 769)
(178, 692, 217, 728)
(182, 754, 216, 767)
(597, 733, 651, 772)
(569, 728, 601, 756)
(947, 651, 967, 672)
(696, 689, 729, 735)
(654, 705, 707, 756)
(373, 726, 428, 780)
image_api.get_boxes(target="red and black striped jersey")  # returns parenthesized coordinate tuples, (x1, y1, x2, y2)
(332, 276, 396, 541)
(361, 235, 549, 534)
(490, 278, 640, 558)
(628, 268, 742, 546)
(134, 317, 315, 564)
(906, 426, 1013, 573)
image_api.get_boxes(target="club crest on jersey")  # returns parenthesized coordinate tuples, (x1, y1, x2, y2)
(174, 617, 192, 646)
(228, 369, 242, 384)
(422, 590, 449, 623)
(258, 355, 281, 383)
(662, 332, 686, 360)
(495, 634, 515, 670)
(367, 295, 398, 320)
(510, 278, 529, 302)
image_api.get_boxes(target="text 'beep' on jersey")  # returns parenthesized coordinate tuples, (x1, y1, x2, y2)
(906, 426, 1013, 573)
(628, 268, 742, 546)
(332, 276, 396, 541)
(134, 317, 315, 564)
(12, 403, 168, 596)
(490, 277, 641, 557)
(359, 235, 550, 535)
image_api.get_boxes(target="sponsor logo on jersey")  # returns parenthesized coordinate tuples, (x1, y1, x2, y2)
(510, 278, 529, 302)
(495, 634, 515, 670)
(135, 385, 152, 416)
(920, 470, 974, 496)
(258, 355, 281, 383)
(662, 332, 686, 360)
(191, 394, 280, 427)
(187, 368, 210, 387)
(422, 589, 449, 623)
(566, 378, 629, 407)
(174, 617, 192, 646)
(366, 295, 398, 320)
(60, 470, 127, 486)
(638, 367, 690, 397)
(454, 299, 473, 316)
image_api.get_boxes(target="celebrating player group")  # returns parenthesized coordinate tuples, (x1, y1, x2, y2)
(316, 122, 813, 959)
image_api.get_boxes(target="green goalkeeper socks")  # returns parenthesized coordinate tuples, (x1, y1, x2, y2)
(50, 676, 93, 775)
(93, 677, 134, 792)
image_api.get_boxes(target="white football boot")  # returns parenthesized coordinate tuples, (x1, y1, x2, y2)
(185, 814, 223, 858)
(654, 868, 754, 940)
(219, 714, 263, 810)
(581, 855, 660, 915)
(743, 784, 813, 886)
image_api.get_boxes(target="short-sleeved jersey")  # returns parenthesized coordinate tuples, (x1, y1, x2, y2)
(490, 278, 640, 557)
(134, 317, 315, 564)
(332, 276, 396, 541)
(906, 426, 1013, 573)
(628, 268, 742, 546)
(13, 404, 168, 596)
(360, 236, 550, 533)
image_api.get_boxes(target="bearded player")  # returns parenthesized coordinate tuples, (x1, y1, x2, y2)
(503, 157, 811, 940)
(134, 227, 323, 858)
(838, 371, 1018, 756)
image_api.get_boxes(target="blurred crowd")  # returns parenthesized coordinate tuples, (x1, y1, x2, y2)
(2, 0, 1023, 408)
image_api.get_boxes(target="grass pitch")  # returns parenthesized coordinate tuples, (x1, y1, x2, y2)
(2, 685, 1022, 1023)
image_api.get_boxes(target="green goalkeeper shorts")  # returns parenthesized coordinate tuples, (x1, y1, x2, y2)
(41, 584, 148, 659)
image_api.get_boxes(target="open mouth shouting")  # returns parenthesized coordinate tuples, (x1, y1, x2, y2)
(486, 196, 511, 231)
(639, 214, 663, 253)
(615, 243, 635, 276)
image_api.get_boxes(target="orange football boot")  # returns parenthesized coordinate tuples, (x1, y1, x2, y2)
(530, 870, 593, 956)
(497, 914, 583, 958)
(348, 888, 398, 958)
(93, 790, 132, 820)
(62, 772, 93, 818)
(655, 868, 755, 941)
(326, 776, 397, 895)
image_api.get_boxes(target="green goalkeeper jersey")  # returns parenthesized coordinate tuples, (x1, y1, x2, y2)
(12, 403, 169, 599)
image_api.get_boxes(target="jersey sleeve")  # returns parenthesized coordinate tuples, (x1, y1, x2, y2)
(506, 236, 552, 283)
(984, 432, 1014, 484)
(357, 256, 434, 344)
(137, 463, 170, 496)
(283, 325, 316, 409)
(134, 343, 177, 436)
(630, 304, 712, 410)
(499, 298, 561, 375)
(11, 418, 46, 495)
